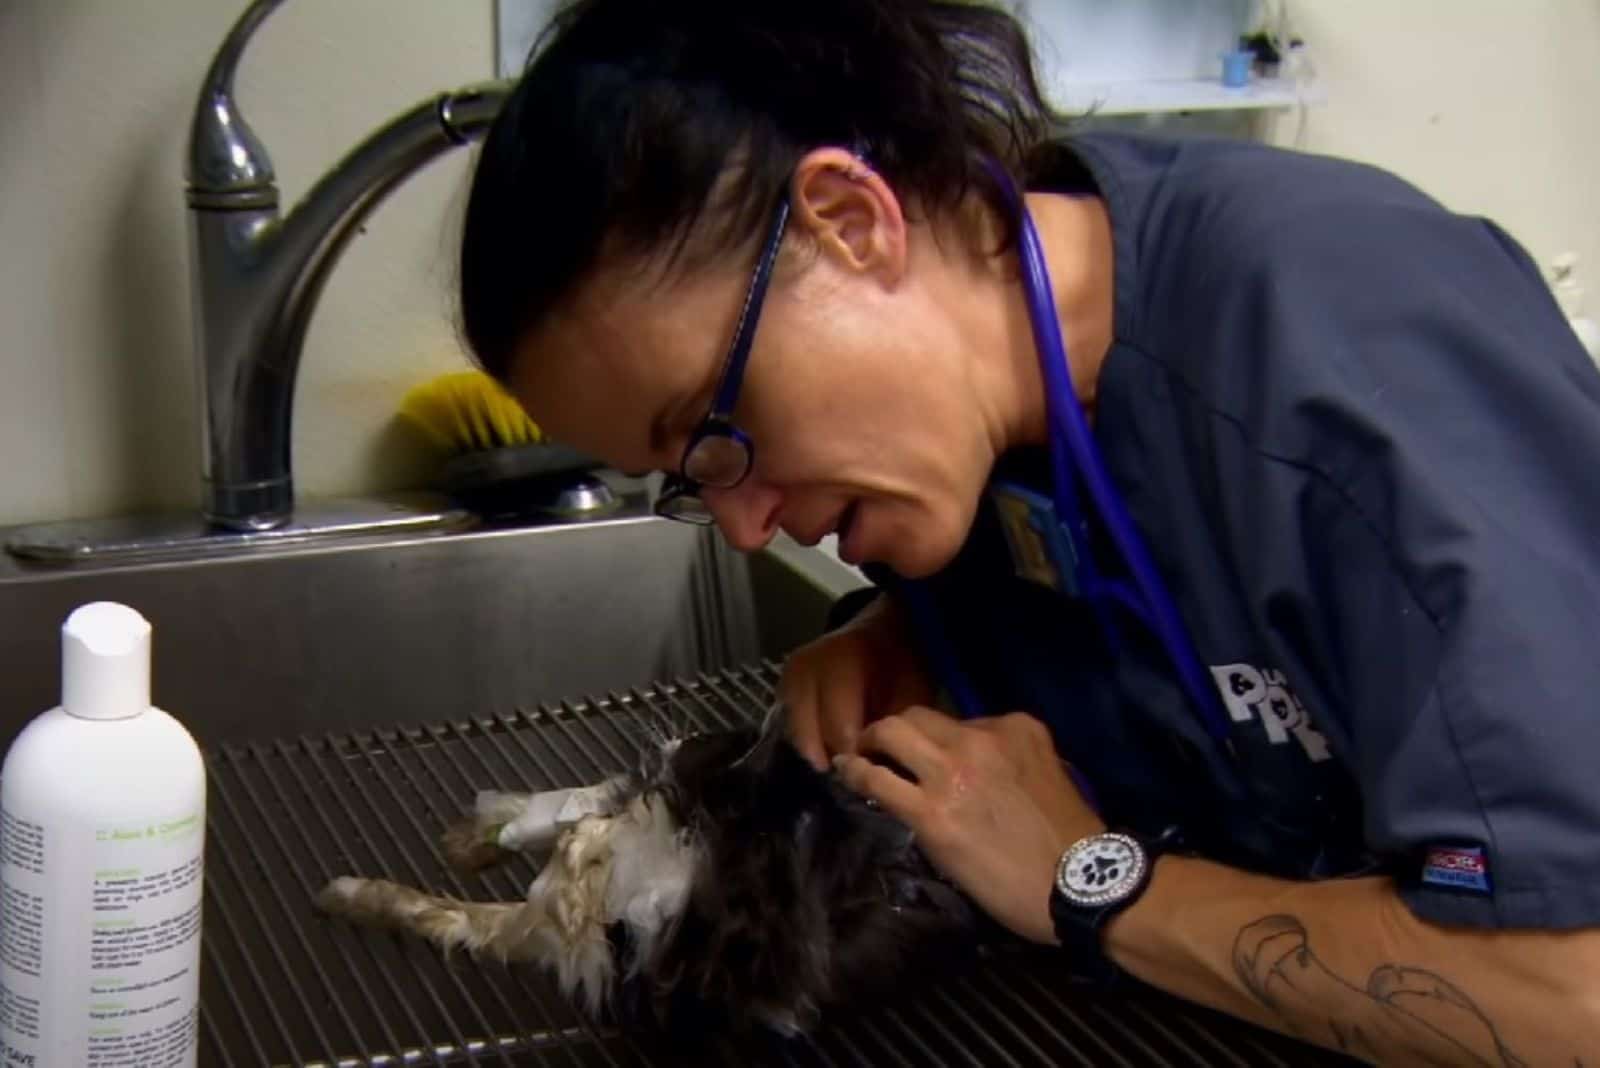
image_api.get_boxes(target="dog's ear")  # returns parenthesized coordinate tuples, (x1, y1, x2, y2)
(662, 727, 764, 793)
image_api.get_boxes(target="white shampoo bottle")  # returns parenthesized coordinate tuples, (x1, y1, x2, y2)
(0, 602, 205, 1068)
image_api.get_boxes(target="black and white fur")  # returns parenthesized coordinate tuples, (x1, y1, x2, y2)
(317, 710, 980, 1037)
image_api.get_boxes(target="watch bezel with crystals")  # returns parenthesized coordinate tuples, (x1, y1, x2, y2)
(1054, 830, 1150, 909)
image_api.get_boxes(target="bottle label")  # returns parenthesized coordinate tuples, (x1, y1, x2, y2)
(1, 807, 203, 1068)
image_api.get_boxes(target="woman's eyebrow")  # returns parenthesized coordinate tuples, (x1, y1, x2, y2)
(647, 336, 724, 465)
(647, 396, 686, 465)
(650, 382, 707, 460)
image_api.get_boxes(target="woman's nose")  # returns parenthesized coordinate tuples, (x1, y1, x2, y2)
(700, 480, 782, 552)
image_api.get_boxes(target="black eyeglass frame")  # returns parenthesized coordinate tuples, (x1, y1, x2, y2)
(653, 197, 792, 524)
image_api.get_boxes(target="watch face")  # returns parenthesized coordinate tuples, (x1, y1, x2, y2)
(1056, 832, 1147, 907)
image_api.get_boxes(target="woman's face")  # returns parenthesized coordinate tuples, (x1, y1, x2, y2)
(509, 160, 1005, 579)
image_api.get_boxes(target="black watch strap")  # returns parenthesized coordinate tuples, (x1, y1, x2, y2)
(1049, 826, 1177, 986)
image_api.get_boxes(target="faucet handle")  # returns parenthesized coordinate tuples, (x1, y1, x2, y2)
(186, 0, 284, 206)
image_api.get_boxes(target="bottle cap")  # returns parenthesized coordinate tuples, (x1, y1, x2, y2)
(62, 601, 151, 721)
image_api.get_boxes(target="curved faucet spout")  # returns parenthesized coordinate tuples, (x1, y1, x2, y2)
(266, 84, 510, 405)
(186, 0, 283, 202)
(185, 0, 510, 531)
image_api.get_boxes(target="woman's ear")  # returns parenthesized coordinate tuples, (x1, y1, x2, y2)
(790, 148, 908, 287)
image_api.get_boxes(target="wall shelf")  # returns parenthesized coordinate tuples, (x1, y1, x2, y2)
(1053, 77, 1322, 117)
(493, 1, 1327, 121)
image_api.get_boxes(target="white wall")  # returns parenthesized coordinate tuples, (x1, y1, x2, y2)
(0, 1, 492, 527)
(0, 1, 1595, 528)
(1267, 0, 1600, 293)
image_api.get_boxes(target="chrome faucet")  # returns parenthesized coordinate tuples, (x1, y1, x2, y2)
(4, 0, 528, 563)
(186, 0, 508, 531)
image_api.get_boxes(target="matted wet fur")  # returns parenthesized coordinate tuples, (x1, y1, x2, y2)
(317, 711, 981, 1038)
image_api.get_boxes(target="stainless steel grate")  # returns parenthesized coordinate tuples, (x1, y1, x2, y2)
(198, 663, 1356, 1067)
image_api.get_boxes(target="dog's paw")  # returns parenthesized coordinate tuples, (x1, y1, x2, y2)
(315, 875, 366, 915)
(441, 816, 512, 873)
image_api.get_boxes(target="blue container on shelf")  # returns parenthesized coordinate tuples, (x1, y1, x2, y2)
(1220, 49, 1254, 88)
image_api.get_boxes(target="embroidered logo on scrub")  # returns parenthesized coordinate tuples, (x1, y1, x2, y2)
(1209, 663, 1333, 763)
(1421, 845, 1492, 894)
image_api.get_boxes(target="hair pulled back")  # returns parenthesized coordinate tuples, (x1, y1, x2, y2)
(459, 0, 1054, 380)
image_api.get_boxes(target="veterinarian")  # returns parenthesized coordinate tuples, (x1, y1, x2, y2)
(456, 0, 1600, 1061)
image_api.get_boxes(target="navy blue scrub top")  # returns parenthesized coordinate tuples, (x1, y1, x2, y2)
(858, 131, 1600, 931)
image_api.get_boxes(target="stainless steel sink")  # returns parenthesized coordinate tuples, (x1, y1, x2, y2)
(0, 503, 1354, 1067)
(0, 502, 867, 750)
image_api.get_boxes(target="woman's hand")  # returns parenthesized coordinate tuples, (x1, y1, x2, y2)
(780, 595, 934, 771)
(833, 706, 1103, 945)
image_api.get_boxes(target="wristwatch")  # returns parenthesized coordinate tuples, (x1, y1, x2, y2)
(1049, 827, 1175, 985)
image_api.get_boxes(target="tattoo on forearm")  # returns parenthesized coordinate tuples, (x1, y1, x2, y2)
(1232, 914, 1527, 1066)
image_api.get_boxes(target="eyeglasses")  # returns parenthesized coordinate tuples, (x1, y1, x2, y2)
(654, 198, 791, 525)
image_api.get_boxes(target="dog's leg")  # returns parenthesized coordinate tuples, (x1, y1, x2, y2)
(323, 810, 630, 1012)
(442, 781, 623, 872)
(440, 789, 535, 871)
(317, 876, 533, 958)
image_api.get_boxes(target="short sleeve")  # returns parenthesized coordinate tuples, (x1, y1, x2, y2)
(1181, 197, 1600, 929)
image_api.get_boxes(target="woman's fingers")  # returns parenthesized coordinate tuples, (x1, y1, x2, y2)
(836, 706, 1096, 946)
(785, 691, 829, 772)
(779, 596, 935, 772)
(779, 662, 828, 770)
(781, 643, 871, 771)
(832, 753, 923, 823)
(857, 712, 953, 787)
(817, 654, 869, 761)
(894, 704, 966, 744)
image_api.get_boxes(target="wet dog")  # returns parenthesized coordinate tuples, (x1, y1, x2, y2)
(316, 711, 979, 1037)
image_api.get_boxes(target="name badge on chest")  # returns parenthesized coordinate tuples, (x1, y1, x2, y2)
(990, 482, 1082, 597)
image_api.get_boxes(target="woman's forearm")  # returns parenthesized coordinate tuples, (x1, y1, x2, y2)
(1105, 856, 1600, 1065)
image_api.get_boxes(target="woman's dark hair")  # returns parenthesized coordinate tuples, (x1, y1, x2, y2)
(458, 0, 1054, 382)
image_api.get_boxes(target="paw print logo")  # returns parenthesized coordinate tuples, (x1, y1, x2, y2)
(1079, 856, 1122, 887)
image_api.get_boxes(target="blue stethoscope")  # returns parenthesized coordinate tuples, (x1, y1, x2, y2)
(898, 163, 1239, 796)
